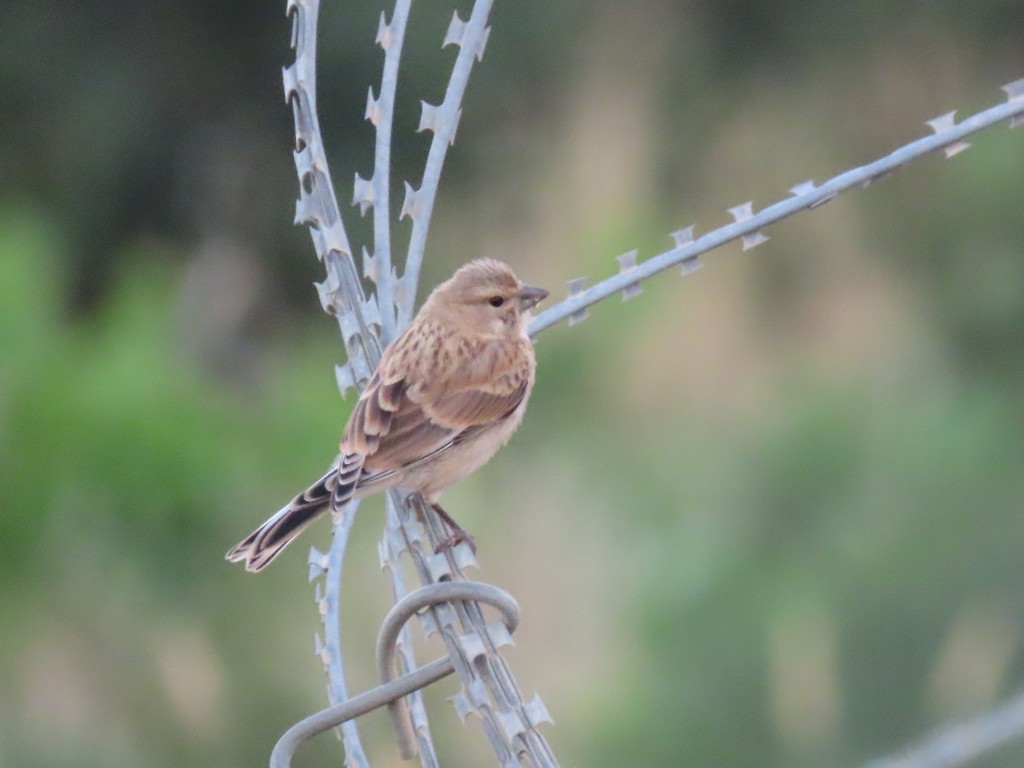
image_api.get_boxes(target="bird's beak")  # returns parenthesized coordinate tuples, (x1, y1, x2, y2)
(518, 283, 549, 312)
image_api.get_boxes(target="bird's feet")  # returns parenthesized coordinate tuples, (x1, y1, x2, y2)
(430, 502, 478, 555)
(434, 529, 477, 555)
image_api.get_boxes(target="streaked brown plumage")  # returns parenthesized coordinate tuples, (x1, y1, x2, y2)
(226, 259, 548, 572)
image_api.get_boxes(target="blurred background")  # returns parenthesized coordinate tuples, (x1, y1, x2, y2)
(2, 1, 1024, 766)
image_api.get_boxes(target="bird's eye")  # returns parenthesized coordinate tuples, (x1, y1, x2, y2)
(488, 296, 505, 308)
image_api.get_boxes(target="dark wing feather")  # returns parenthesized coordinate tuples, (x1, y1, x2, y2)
(357, 376, 529, 480)
(225, 467, 338, 572)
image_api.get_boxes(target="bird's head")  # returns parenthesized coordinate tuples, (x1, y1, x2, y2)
(425, 258, 549, 336)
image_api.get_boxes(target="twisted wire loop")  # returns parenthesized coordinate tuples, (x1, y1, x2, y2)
(270, 582, 520, 768)
(386, 495, 560, 767)
(378, 582, 522, 757)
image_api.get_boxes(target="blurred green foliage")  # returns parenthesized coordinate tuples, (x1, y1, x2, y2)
(2, 2, 1024, 767)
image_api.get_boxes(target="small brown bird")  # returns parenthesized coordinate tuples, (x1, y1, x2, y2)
(226, 259, 548, 572)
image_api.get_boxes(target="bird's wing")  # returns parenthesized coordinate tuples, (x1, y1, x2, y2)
(421, 377, 528, 427)
(341, 338, 528, 480)
(342, 370, 450, 470)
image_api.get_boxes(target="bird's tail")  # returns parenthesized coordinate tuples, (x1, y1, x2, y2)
(226, 468, 338, 572)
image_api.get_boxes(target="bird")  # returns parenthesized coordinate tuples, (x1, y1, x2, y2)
(226, 258, 548, 572)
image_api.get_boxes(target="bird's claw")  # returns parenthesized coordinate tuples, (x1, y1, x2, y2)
(435, 530, 477, 555)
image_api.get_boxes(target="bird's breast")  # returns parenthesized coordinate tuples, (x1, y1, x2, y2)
(399, 400, 528, 499)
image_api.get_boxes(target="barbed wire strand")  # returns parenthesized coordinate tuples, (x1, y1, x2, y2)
(863, 689, 1024, 768)
(355, 1, 411, 343)
(396, 2, 495, 328)
(379, 492, 442, 767)
(358, 3, 448, 761)
(308, 499, 368, 767)
(285, 0, 387, 763)
(528, 77, 1024, 338)
(360, 5, 476, 758)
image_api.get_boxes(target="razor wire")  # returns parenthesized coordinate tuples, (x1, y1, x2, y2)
(282, 1, 557, 766)
(272, 1, 1024, 766)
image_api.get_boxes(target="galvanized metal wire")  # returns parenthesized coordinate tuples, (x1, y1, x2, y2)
(272, 581, 520, 767)
(275, 1, 1024, 766)
(528, 78, 1024, 337)
(863, 689, 1024, 768)
(284, 1, 558, 766)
